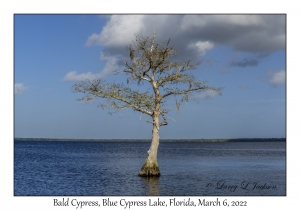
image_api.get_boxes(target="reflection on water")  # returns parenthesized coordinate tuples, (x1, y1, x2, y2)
(141, 176, 160, 196)
(14, 141, 286, 196)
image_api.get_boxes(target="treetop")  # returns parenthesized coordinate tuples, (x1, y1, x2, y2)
(73, 33, 222, 121)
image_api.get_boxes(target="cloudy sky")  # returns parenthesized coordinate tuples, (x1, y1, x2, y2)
(14, 14, 286, 139)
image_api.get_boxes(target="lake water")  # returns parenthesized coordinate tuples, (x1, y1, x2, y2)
(14, 140, 286, 196)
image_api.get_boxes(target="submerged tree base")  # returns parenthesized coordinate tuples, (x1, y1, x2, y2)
(138, 159, 160, 177)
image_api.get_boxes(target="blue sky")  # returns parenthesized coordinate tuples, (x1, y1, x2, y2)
(14, 14, 286, 139)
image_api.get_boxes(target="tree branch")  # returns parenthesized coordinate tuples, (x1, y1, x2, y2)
(124, 61, 151, 83)
(73, 80, 154, 116)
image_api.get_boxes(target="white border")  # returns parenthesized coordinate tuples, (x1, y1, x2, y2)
(2, 1, 298, 209)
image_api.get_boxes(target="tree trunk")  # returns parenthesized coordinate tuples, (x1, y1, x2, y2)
(138, 113, 160, 177)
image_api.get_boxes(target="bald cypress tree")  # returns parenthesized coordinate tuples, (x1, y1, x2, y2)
(73, 33, 222, 176)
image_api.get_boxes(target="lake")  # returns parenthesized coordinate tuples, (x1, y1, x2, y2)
(14, 140, 286, 196)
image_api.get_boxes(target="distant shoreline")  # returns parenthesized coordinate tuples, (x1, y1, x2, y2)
(14, 137, 286, 142)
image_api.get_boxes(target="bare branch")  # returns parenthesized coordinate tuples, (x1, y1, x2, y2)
(162, 85, 222, 100)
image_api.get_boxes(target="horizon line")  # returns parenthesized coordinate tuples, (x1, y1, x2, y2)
(14, 137, 286, 142)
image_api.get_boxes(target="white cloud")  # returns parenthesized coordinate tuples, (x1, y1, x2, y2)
(268, 70, 286, 87)
(180, 15, 285, 53)
(213, 15, 263, 26)
(85, 15, 145, 47)
(86, 15, 285, 58)
(195, 90, 219, 100)
(64, 52, 121, 82)
(14, 83, 27, 95)
(188, 41, 214, 56)
(64, 71, 102, 82)
(79, 15, 286, 82)
(181, 15, 262, 30)
(100, 52, 121, 76)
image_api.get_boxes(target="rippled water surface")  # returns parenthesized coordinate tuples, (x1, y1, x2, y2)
(14, 140, 286, 196)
